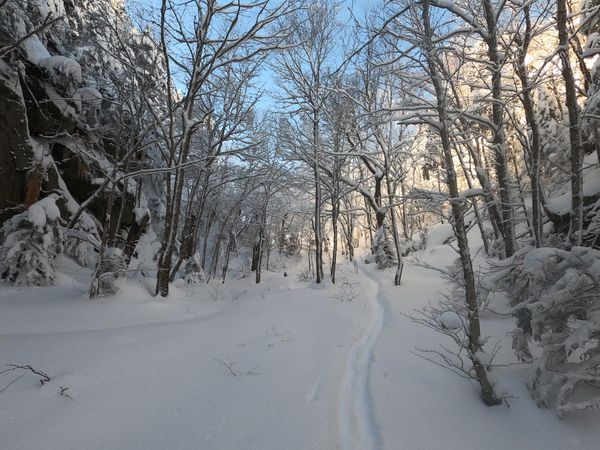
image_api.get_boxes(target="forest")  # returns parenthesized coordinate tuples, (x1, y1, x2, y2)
(1, 0, 600, 449)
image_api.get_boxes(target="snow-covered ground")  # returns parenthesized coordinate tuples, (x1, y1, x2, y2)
(1, 239, 599, 450)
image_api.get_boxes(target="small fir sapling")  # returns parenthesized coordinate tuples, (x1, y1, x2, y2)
(482, 246, 600, 415)
(372, 225, 398, 270)
(0, 197, 63, 286)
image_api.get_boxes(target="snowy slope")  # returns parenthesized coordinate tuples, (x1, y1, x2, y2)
(367, 243, 600, 450)
(0, 261, 372, 450)
(1, 243, 600, 450)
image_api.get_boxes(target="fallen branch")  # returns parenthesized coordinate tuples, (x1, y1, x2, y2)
(0, 364, 51, 385)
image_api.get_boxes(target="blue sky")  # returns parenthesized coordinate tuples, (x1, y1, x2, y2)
(127, 0, 380, 113)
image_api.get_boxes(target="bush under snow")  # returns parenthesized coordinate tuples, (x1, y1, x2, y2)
(483, 246, 600, 416)
(0, 197, 63, 286)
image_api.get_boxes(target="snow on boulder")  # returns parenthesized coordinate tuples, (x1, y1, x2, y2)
(29, 137, 54, 169)
(39, 55, 82, 93)
(545, 160, 600, 217)
(30, 0, 66, 20)
(20, 35, 51, 65)
(20, 36, 82, 94)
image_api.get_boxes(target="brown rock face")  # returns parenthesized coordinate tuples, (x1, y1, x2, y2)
(20, 62, 79, 136)
(0, 61, 33, 223)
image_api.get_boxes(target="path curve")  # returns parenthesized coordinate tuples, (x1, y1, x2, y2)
(338, 264, 384, 450)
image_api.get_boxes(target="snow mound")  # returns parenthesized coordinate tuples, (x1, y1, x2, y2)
(39, 55, 82, 90)
(20, 35, 51, 65)
(440, 311, 463, 330)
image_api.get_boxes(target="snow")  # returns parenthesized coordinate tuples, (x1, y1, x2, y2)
(425, 221, 454, 247)
(440, 310, 463, 330)
(546, 155, 600, 215)
(27, 204, 47, 230)
(37, 197, 61, 222)
(29, 138, 53, 169)
(366, 234, 600, 450)
(27, 197, 60, 229)
(459, 188, 485, 199)
(39, 55, 82, 87)
(1, 239, 600, 449)
(133, 207, 150, 223)
(0, 260, 368, 450)
(20, 35, 51, 65)
(31, 0, 66, 19)
(339, 267, 383, 450)
(19, 36, 82, 92)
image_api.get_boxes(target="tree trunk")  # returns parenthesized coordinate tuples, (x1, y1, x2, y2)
(222, 228, 236, 284)
(121, 212, 150, 270)
(331, 202, 338, 284)
(557, 0, 584, 246)
(251, 241, 260, 272)
(201, 208, 216, 270)
(515, 5, 543, 247)
(455, 141, 490, 255)
(423, 0, 500, 406)
(89, 178, 119, 299)
(364, 197, 374, 252)
(313, 110, 324, 283)
(482, 0, 516, 257)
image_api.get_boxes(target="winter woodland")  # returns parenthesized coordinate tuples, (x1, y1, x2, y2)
(1, 0, 600, 449)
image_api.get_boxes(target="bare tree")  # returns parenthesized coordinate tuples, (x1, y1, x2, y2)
(431, 0, 518, 257)
(381, 0, 501, 405)
(512, 2, 548, 248)
(154, 0, 293, 296)
(272, 0, 342, 284)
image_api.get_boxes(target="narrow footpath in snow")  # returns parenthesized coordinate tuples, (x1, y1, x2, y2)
(337, 265, 384, 450)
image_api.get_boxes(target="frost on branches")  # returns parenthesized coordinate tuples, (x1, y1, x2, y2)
(485, 246, 600, 416)
(0, 197, 62, 286)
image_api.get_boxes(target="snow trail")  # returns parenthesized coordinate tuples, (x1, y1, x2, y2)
(338, 264, 384, 450)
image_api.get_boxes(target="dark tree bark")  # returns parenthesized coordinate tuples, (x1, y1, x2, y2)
(482, 0, 516, 257)
(515, 5, 543, 247)
(122, 212, 150, 270)
(557, 0, 584, 246)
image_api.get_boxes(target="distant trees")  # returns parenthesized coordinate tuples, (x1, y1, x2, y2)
(153, 0, 293, 296)
(272, 0, 341, 284)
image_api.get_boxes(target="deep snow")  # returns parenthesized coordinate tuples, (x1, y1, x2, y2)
(1, 238, 599, 450)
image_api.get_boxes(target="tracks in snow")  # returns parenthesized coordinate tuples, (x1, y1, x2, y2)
(338, 265, 384, 450)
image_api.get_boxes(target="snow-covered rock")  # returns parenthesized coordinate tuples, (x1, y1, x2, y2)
(39, 55, 82, 92)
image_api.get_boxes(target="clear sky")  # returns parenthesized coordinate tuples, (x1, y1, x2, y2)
(254, 0, 380, 113)
(126, 0, 381, 113)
